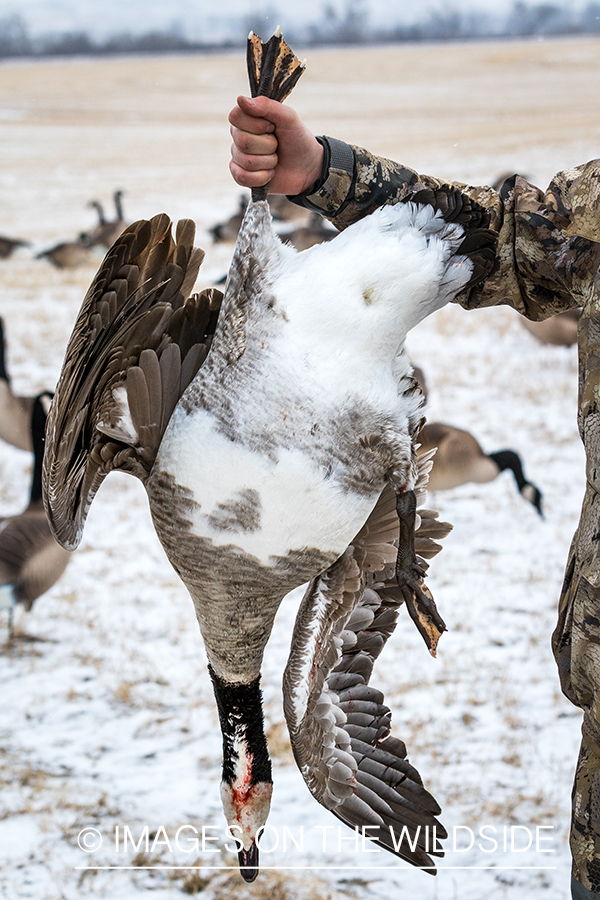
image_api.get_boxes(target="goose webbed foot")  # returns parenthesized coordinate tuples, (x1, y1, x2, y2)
(395, 490, 446, 657)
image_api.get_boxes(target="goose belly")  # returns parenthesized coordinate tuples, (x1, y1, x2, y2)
(152, 405, 382, 567)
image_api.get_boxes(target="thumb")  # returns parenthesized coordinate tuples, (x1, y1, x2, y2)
(237, 95, 290, 127)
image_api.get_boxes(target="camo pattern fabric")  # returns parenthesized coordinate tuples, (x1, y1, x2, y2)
(297, 145, 600, 889)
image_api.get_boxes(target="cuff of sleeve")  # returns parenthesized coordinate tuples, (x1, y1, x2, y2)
(287, 136, 356, 218)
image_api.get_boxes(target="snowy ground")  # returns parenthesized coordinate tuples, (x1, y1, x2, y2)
(0, 36, 598, 900)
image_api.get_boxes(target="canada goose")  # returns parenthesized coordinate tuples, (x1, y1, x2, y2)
(43, 30, 496, 881)
(0, 235, 30, 259)
(82, 191, 127, 249)
(282, 212, 336, 251)
(36, 239, 96, 269)
(0, 316, 47, 452)
(417, 422, 543, 516)
(0, 393, 71, 638)
(520, 308, 581, 347)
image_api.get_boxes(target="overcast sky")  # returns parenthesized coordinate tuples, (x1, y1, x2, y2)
(0, 0, 592, 42)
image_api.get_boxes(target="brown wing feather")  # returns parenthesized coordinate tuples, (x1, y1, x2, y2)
(283, 459, 452, 872)
(43, 215, 222, 551)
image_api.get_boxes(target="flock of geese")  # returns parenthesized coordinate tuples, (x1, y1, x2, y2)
(0, 190, 127, 269)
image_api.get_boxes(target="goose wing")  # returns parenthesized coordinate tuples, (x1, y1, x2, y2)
(283, 456, 451, 872)
(43, 214, 222, 551)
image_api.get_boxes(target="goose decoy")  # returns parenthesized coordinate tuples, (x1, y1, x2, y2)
(520, 308, 581, 347)
(0, 316, 48, 453)
(0, 392, 71, 638)
(417, 422, 543, 516)
(82, 191, 127, 249)
(35, 238, 96, 269)
(43, 29, 496, 882)
(0, 235, 30, 259)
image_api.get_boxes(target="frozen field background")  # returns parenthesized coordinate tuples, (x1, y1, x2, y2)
(0, 36, 599, 899)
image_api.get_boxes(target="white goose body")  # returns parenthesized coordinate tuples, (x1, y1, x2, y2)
(147, 199, 471, 678)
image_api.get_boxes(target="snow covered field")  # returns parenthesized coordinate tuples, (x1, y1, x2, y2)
(0, 36, 599, 900)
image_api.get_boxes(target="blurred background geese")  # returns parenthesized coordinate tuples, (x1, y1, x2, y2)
(82, 190, 127, 249)
(0, 392, 71, 638)
(0, 234, 30, 259)
(0, 317, 52, 453)
(35, 237, 95, 269)
(43, 29, 496, 882)
(519, 307, 581, 347)
(418, 422, 544, 515)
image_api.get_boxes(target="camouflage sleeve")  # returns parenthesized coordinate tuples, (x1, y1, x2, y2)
(291, 138, 600, 321)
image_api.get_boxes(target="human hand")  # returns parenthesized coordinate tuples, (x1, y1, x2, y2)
(229, 95, 324, 196)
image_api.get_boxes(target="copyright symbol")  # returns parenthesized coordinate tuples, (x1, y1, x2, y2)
(77, 827, 103, 852)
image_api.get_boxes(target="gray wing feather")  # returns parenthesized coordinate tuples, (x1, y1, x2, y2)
(283, 456, 452, 872)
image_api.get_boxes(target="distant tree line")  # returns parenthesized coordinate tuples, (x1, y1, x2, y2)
(0, 2, 599, 60)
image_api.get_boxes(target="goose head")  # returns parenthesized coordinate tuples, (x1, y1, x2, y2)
(209, 666, 272, 882)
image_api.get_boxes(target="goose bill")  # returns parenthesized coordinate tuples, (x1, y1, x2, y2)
(238, 840, 259, 882)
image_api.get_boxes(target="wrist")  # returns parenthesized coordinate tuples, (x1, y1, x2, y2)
(300, 137, 328, 195)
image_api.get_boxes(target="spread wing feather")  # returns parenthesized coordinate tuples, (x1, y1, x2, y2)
(283, 453, 452, 872)
(42, 215, 222, 551)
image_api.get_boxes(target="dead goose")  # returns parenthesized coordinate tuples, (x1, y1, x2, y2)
(0, 316, 47, 452)
(0, 235, 30, 259)
(417, 422, 543, 515)
(43, 30, 496, 881)
(0, 393, 71, 637)
(82, 190, 127, 249)
(520, 308, 581, 347)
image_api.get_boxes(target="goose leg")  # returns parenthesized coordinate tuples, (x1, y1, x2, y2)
(395, 489, 447, 656)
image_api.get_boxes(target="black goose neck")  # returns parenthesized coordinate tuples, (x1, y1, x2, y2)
(208, 665, 272, 786)
(29, 393, 51, 504)
(0, 318, 9, 384)
(488, 449, 527, 491)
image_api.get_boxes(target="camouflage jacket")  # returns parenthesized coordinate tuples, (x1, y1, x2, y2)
(293, 140, 600, 887)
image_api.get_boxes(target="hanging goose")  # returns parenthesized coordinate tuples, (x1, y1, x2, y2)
(0, 393, 71, 637)
(43, 29, 497, 881)
(418, 422, 543, 516)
